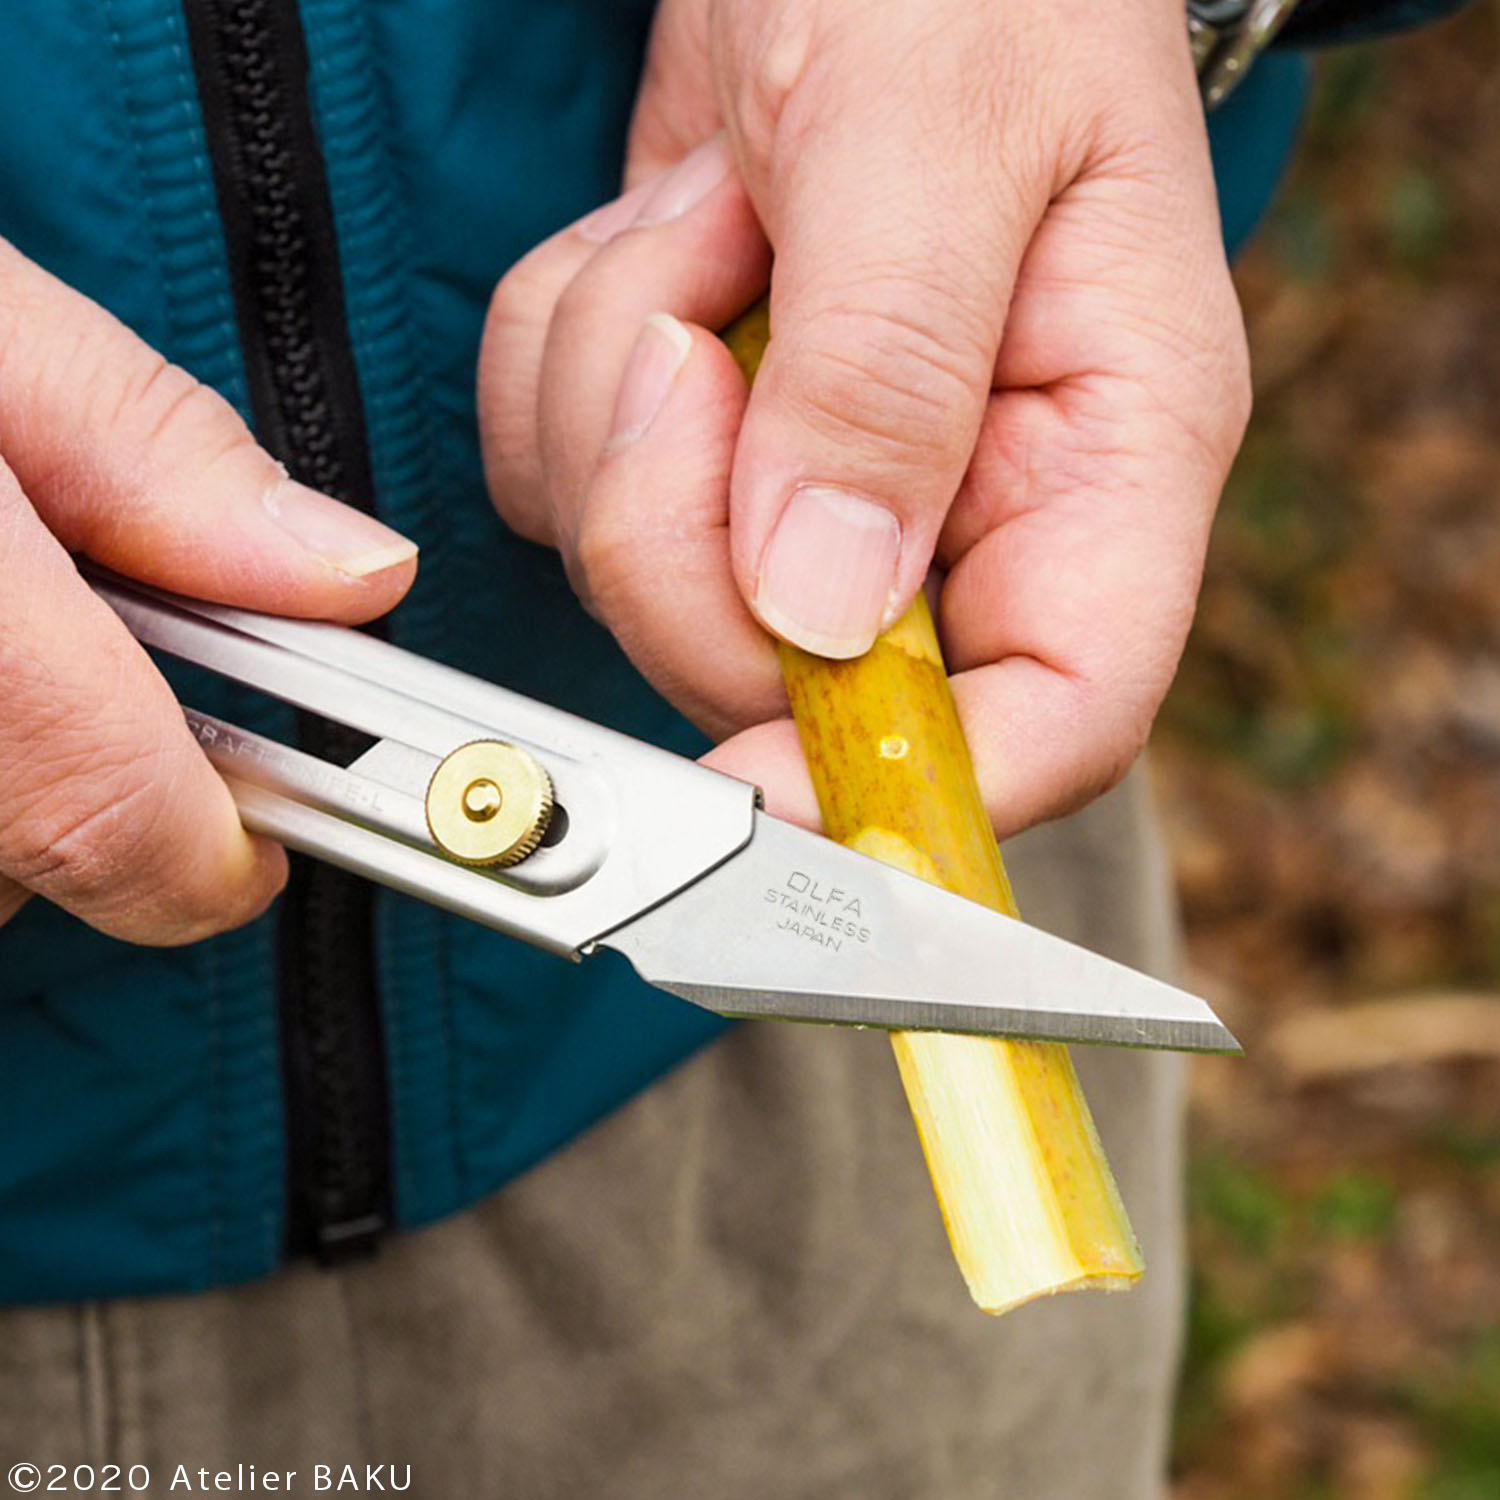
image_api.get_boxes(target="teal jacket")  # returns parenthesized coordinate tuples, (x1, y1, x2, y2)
(0, 0, 1398, 1304)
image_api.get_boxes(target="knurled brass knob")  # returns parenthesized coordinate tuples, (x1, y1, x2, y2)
(425, 740, 553, 868)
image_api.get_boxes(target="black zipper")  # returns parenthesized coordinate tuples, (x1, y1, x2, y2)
(183, 0, 392, 1262)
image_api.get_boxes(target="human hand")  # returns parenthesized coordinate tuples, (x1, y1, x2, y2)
(479, 0, 1250, 833)
(0, 241, 417, 942)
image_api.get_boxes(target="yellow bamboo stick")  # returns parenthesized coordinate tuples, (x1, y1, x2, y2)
(727, 303, 1142, 1313)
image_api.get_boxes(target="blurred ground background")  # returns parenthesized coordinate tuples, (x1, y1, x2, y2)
(1160, 4, 1500, 1496)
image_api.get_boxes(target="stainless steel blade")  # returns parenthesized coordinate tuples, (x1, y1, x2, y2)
(602, 813, 1239, 1053)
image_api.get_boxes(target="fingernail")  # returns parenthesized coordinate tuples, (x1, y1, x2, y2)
(576, 179, 655, 245)
(633, 137, 732, 228)
(754, 487, 901, 658)
(605, 314, 692, 452)
(263, 480, 419, 578)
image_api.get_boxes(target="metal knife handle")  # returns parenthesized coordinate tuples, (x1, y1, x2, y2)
(88, 565, 758, 956)
(181, 709, 609, 951)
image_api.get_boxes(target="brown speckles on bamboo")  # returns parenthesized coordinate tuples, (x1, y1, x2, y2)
(780, 594, 1142, 1314)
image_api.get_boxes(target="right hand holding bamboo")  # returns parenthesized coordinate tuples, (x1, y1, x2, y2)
(479, 0, 1251, 840)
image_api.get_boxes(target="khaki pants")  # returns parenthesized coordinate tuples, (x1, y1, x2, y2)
(0, 769, 1186, 1500)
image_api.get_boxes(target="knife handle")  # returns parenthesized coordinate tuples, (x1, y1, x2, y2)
(724, 299, 1142, 1313)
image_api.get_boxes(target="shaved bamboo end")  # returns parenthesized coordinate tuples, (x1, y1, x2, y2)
(782, 599, 1142, 1314)
(892, 1031, 1143, 1313)
(728, 307, 1138, 1310)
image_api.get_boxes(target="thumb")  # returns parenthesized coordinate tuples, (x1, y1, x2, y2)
(724, 34, 1048, 658)
(0, 240, 417, 621)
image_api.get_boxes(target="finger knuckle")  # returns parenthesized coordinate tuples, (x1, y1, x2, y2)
(3, 740, 222, 932)
(1095, 654, 1172, 777)
(61, 352, 269, 555)
(113, 353, 251, 468)
(1060, 701, 1153, 817)
(8, 760, 164, 895)
(1106, 287, 1253, 478)
(482, 254, 561, 374)
(0, 260, 257, 509)
(1076, 744, 1137, 812)
(1171, 318, 1253, 474)
(1220, 319, 1254, 448)
(547, 249, 616, 335)
(0, 257, 48, 383)
(491, 486, 556, 547)
(479, 277, 555, 538)
(482, 266, 531, 356)
(725, 7, 818, 160)
(783, 280, 991, 471)
(1103, 708, 1154, 794)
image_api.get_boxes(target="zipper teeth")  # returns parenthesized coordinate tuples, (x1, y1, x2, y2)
(218, 1, 346, 500)
(214, 0, 369, 1230)
(298, 861, 380, 1219)
(186, 0, 392, 1258)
